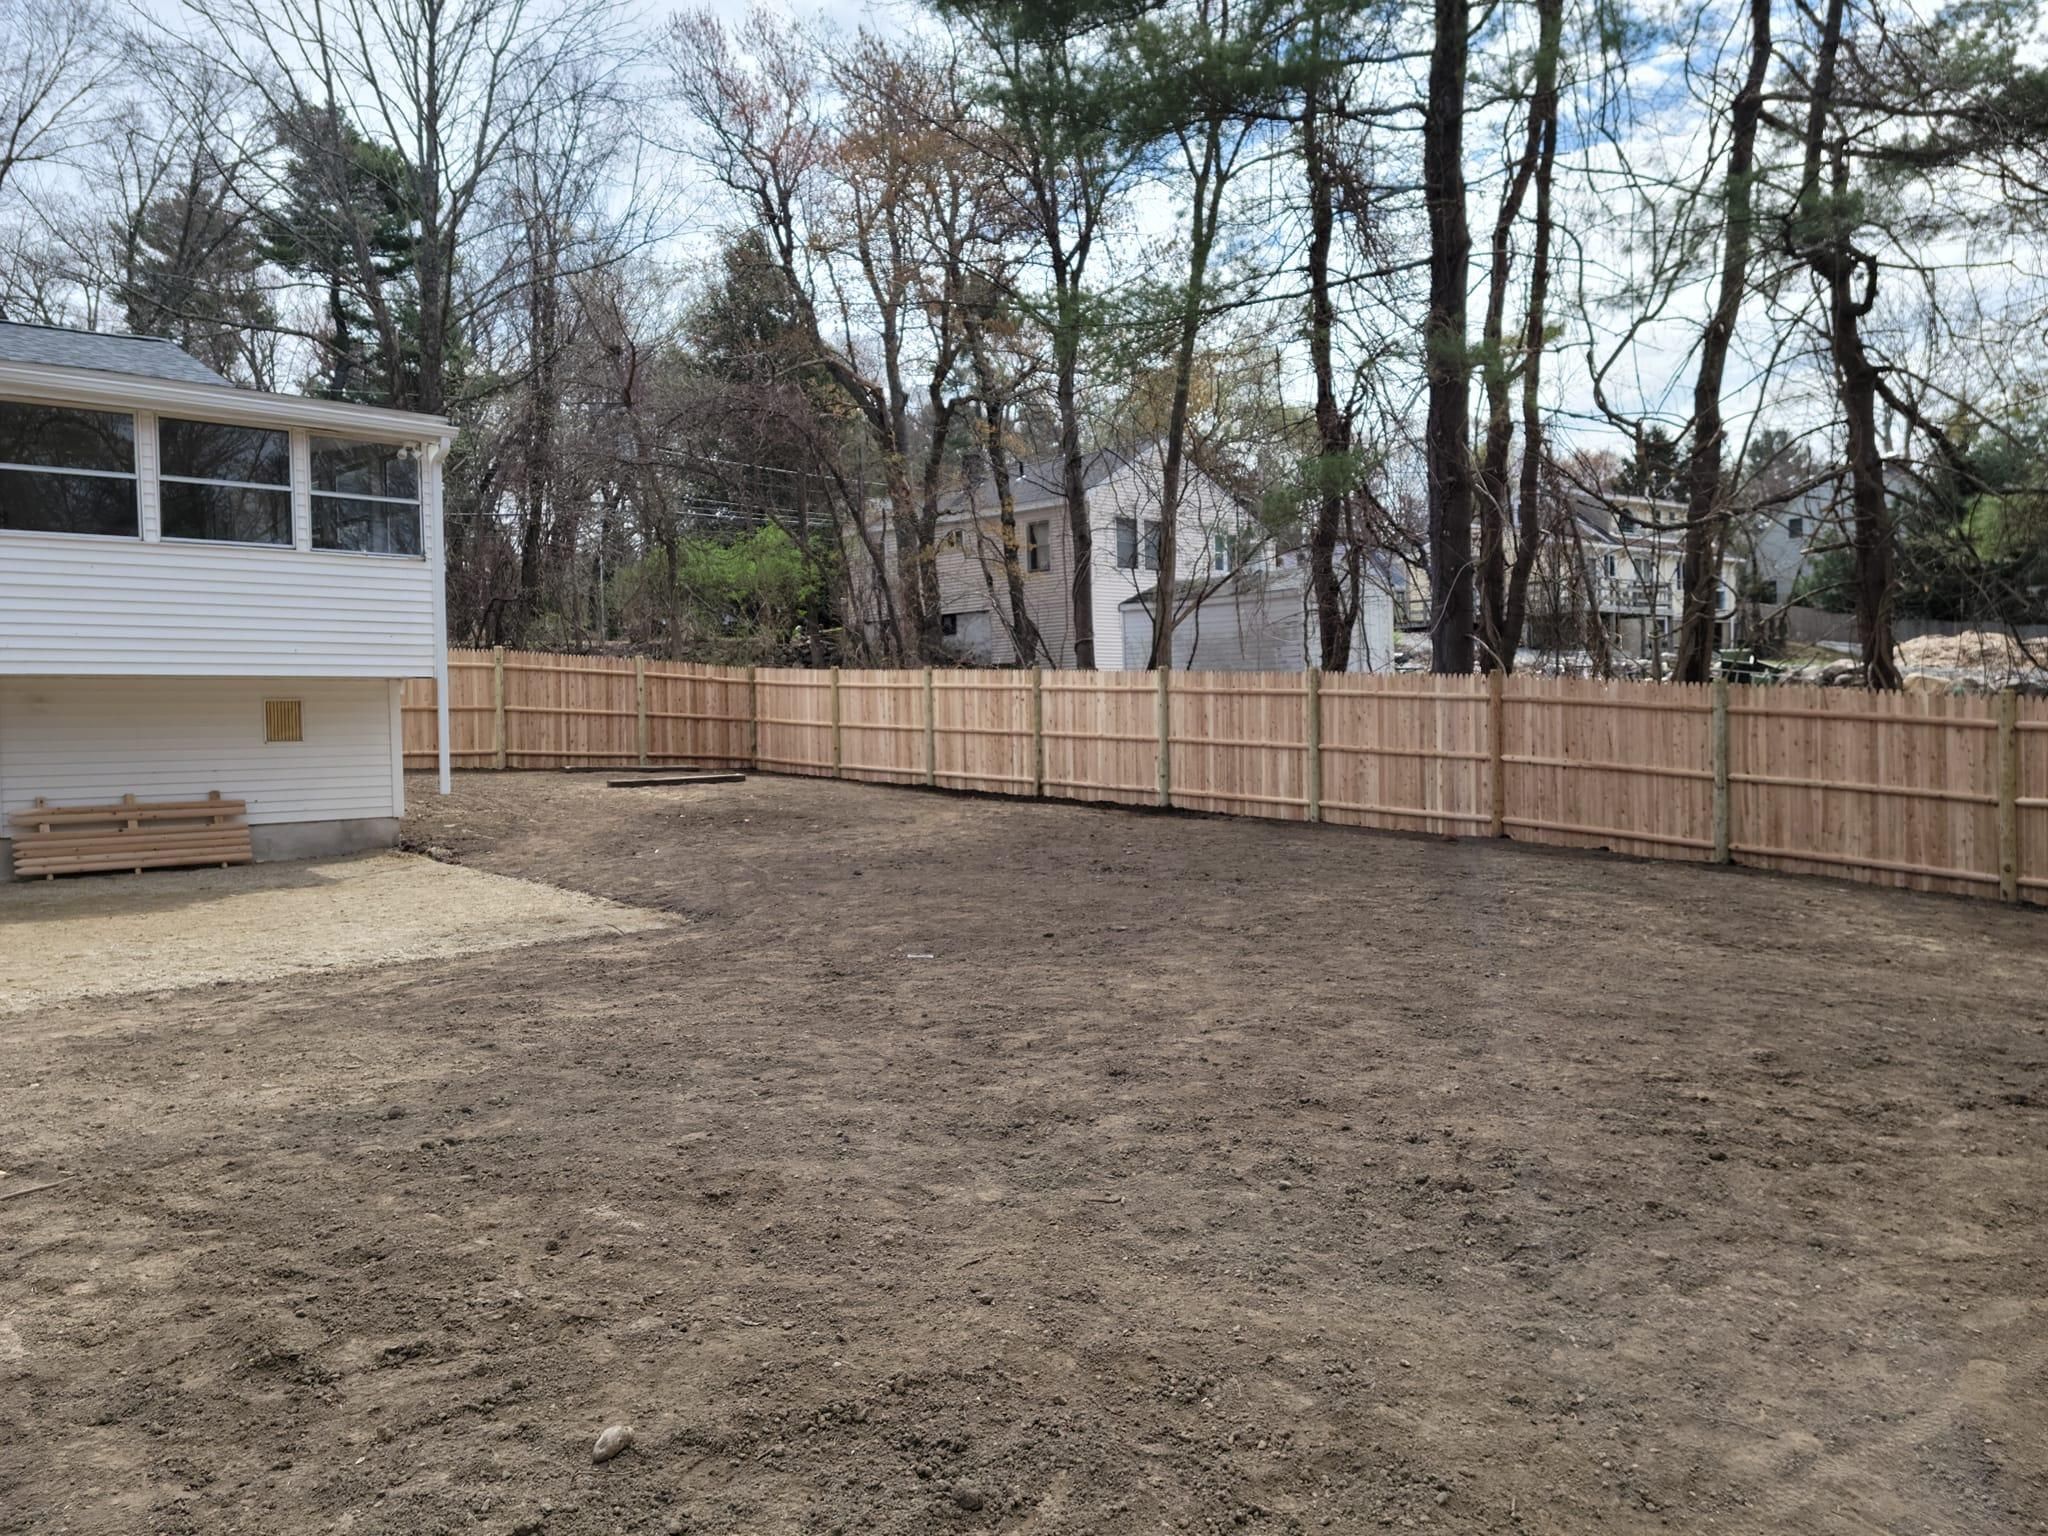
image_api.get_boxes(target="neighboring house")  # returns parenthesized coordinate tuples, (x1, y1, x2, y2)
(1119, 546, 1396, 672)
(1735, 485, 1830, 607)
(851, 445, 1254, 669)
(1404, 494, 1744, 659)
(1542, 495, 1745, 657)
(0, 322, 452, 877)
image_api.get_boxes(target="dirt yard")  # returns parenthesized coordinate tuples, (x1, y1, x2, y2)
(2, 773, 2043, 1536)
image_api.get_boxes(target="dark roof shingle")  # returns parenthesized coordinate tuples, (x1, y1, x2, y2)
(0, 321, 230, 387)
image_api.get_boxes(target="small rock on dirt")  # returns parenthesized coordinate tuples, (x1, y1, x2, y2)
(950, 1482, 987, 1511)
(592, 1424, 634, 1464)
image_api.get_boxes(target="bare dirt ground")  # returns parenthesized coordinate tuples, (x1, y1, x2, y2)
(2, 772, 2044, 1536)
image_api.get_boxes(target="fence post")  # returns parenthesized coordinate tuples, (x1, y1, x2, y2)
(634, 656, 649, 768)
(1156, 666, 1172, 808)
(1998, 688, 2020, 903)
(924, 667, 937, 788)
(1031, 669, 1045, 798)
(830, 666, 843, 778)
(492, 645, 507, 771)
(1304, 668, 1323, 823)
(1486, 670, 1505, 838)
(745, 666, 759, 769)
(1711, 679, 1732, 864)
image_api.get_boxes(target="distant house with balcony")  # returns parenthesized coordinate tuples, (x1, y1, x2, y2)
(0, 322, 452, 877)
(1399, 493, 1744, 661)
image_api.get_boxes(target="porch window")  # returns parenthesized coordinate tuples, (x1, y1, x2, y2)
(159, 418, 291, 544)
(0, 401, 137, 537)
(311, 437, 422, 555)
(1025, 519, 1050, 572)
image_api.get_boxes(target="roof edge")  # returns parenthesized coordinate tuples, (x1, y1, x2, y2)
(0, 358, 453, 440)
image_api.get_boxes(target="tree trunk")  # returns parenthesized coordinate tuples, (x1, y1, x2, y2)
(1791, 0, 1899, 687)
(1423, 0, 1475, 674)
(1054, 284, 1094, 670)
(1148, 119, 1229, 671)
(1675, 0, 1771, 683)
(967, 320, 1044, 666)
(1303, 70, 1353, 670)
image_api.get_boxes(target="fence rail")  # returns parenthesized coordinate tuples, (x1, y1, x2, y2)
(404, 648, 2047, 908)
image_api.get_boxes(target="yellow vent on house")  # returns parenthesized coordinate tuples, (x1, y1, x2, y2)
(264, 699, 304, 743)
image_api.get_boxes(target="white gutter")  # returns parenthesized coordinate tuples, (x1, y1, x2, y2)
(0, 360, 452, 440)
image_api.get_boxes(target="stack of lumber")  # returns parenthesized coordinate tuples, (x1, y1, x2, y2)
(8, 792, 253, 879)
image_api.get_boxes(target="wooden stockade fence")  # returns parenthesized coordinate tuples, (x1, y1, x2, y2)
(404, 648, 2048, 908)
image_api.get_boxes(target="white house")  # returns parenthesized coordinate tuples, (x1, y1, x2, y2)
(853, 445, 1262, 669)
(0, 323, 452, 877)
(1403, 493, 1745, 660)
(1118, 548, 1396, 672)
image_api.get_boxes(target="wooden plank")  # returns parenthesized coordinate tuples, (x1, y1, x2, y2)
(1999, 688, 2020, 903)
(1712, 679, 1731, 864)
(1487, 670, 1505, 838)
(605, 774, 747, 788)
(493, 646, 507, 771)
(1305, 669, 1323, 824)
(1155, 667, 1171, 808)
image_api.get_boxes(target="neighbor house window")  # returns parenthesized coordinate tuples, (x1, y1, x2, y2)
(1025, 519, 1050, 572)
(940, 612, 959, 637)
(159, 417, 291, 544)
(1141, 519, 1160, 571)
(1786, 516, 1804, 538)
(1211, 532, 1236, 575)
(1115, 515, 1138, 569)
(0, 401, 137, 537)
(311, 437, 421, 555)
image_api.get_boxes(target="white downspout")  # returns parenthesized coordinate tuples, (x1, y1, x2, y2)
(429, 436, 453, 796)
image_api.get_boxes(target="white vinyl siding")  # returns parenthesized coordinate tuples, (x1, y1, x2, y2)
(0, 676, 398, 826)
(0, 532, 437, 676)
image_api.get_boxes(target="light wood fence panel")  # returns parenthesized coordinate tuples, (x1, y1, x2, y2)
(502, 652, 639, 768)
(754, 667, 835, 776)
(1042, 672, 1160, 807)
(1318, 673, 1491, 836)
(1501, 676, 1714, 860)
(401, 676, 437, 769)
(1170, 671, 1310, 820)
(401, 656, 495, 769)
(2020, 697, 2048, 906)
(933, 672, 1037, 793)
(1727, 683, 2004, 899)
(646, 663, 751, 767)
(836, 668, 928, 785)
(400, 650, 2044, 910)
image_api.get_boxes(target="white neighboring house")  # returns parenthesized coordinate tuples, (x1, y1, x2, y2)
(853, 446, 1253, 668)
(0, 322, 453, 878)
(1118, 546, 1396, 672)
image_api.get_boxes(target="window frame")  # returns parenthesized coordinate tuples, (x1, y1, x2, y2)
(309, 434, 426, 559)
(0, 399, 141, 541)
(1025, 518, 1051, 573)
(156, 416, 294, 549)
(1114, 515, 1137, 570)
